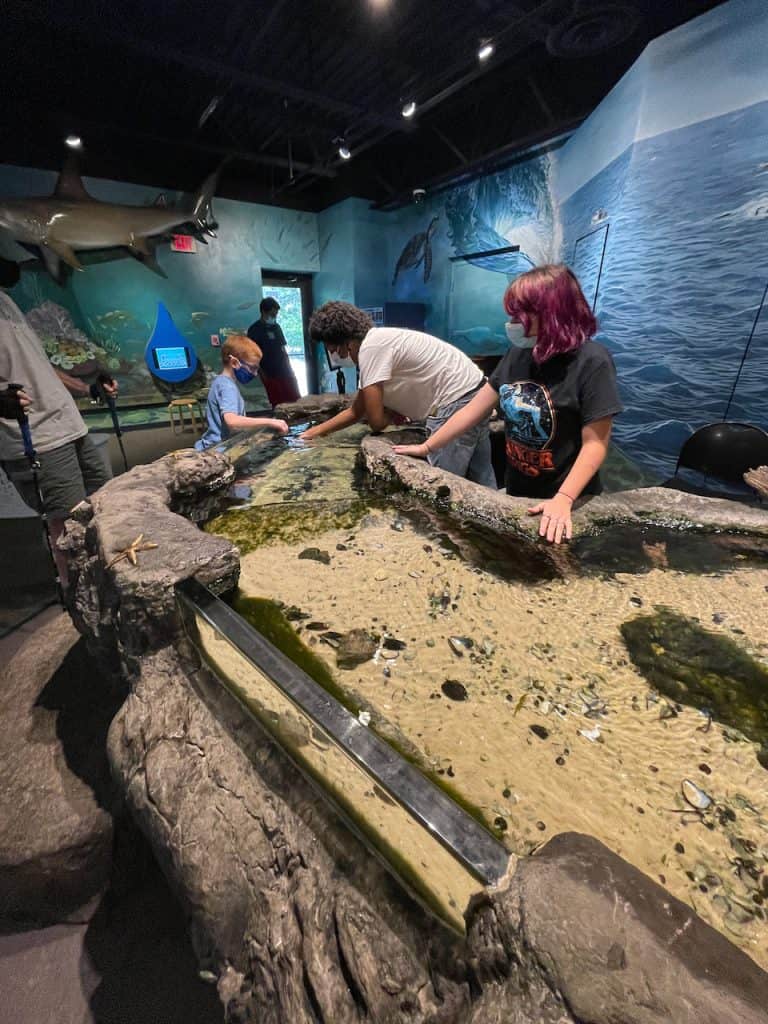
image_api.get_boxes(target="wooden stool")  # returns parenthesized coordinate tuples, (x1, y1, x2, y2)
(168, 397, 204, 434)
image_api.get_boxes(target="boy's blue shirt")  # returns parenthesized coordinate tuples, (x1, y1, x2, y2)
(196, 373, 245, 450)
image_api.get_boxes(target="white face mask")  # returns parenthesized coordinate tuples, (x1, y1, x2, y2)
(505, 321, 535, 348)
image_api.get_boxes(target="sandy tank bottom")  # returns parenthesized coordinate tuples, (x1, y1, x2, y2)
(217, 501, 768, 970)
(207, 432, 767, 965)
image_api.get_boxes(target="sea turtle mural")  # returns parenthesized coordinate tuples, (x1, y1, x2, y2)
(392, 216, 439, 285)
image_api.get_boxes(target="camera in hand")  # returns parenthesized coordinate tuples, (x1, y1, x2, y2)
(0, 382, 27, 422)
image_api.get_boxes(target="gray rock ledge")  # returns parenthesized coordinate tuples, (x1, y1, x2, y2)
(361, 434, 768, 541)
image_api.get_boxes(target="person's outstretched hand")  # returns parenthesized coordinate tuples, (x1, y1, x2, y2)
(527, 492, 573, 545)
(392, 441, 430, 459)
(270, 419, 290, 435)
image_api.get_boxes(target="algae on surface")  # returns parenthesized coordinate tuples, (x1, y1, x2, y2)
(232, 592, 359, 713)
(226, 510, 768, 968)
(621, 608, 768, 768)
(205, 498, 368, 555)
(186, 609, 484, 934)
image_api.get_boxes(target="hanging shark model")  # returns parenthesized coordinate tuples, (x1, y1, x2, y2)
(0, 161, 220, 280)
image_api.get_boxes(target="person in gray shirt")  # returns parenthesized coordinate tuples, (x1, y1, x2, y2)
(0, 259, 117, 587)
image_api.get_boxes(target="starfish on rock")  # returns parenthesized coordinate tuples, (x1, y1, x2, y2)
(106, 533, 159, 569)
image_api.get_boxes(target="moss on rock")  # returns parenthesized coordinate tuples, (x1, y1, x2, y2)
(205, 498, 368, 555)
(621, 608, 768, 767)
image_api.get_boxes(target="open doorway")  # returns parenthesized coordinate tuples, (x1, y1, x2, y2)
(260, 273, 315, 395)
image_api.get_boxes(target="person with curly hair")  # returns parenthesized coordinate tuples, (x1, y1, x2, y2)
(394, 265, 623, 544)
(302, 301, 496, 487)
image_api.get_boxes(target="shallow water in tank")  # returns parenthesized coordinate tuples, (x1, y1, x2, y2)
(207, 427, 768, 967)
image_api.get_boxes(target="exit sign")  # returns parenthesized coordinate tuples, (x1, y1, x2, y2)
(171, 235, 197, 253)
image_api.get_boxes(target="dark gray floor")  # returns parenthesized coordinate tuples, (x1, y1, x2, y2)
(0, 606, 224, 1024)
(0, 423, 228, 1021)
(102, 420, 202, 471)
(0, 852, 223, 1024)
(0, 422, 226, 1021)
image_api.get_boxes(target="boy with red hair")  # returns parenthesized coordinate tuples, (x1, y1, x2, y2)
(196, 334, 288, 450)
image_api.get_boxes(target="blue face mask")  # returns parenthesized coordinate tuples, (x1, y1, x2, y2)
(234, 365, 256, 385)
(505, 321, 536, 349)
(265, 316, 277, 325)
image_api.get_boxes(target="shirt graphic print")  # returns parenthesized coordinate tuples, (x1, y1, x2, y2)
(498, 380, 556, 478)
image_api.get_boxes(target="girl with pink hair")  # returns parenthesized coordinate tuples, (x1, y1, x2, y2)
(394, 264, 622, 544)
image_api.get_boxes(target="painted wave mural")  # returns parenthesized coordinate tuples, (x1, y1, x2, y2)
(562, 100, 768, 477)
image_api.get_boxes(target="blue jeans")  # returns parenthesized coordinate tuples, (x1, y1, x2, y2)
(425, 389, 496, 488)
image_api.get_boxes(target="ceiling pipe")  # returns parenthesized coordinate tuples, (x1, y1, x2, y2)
(55, 112, 338, 179)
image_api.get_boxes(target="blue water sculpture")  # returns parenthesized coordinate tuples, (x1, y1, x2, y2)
(144, 301, 199, 384)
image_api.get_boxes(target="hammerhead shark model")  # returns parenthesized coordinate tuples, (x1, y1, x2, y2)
(0, 161, 219, 280)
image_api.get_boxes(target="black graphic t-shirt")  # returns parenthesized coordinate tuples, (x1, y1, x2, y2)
(247, 319, 292, 378)
(488, 340, 623, 499)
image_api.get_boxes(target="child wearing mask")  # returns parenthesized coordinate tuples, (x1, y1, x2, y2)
(196, 334, 288, 450)
(247, 297, 301, 408)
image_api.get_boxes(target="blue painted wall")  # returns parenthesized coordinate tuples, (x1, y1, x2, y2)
(557, 0, 768, 475)
(379, 0, 768, 477)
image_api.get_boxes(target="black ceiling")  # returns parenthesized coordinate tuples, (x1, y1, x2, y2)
(3, 0, 725, 211)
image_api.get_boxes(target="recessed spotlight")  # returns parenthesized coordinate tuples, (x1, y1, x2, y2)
(338, 143, 351, 160)
(401, 101, 417, 119)
(65, 134, 83, 150)
(478, 41, 494, 61)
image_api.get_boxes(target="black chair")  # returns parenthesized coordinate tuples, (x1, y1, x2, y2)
(666, 422, 768, 500)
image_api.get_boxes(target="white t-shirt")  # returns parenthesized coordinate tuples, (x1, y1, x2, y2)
(0, 292, 86, 460)
(357, 327, 483, 421)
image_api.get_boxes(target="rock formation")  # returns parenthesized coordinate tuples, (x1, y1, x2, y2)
(57, 441, 768, 1022)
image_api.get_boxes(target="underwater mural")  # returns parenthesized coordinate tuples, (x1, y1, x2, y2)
(385, 151, 558, 355)
(384, 0, 768, 478)
(392, 216, 439, 285)
(553, 0, 768, 477)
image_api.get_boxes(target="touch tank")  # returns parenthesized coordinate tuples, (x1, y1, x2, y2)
(202, 420, 768, 969)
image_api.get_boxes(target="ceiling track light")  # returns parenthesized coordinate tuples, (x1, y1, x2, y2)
(338, 141, 351, 160)
(64, 134, 83, 150)
(198, 95, 222, 129)
(478, 40, 495, 61)
(401, 100, 417, 119)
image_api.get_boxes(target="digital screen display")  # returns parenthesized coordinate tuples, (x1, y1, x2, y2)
(153, 347, 190, 371)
